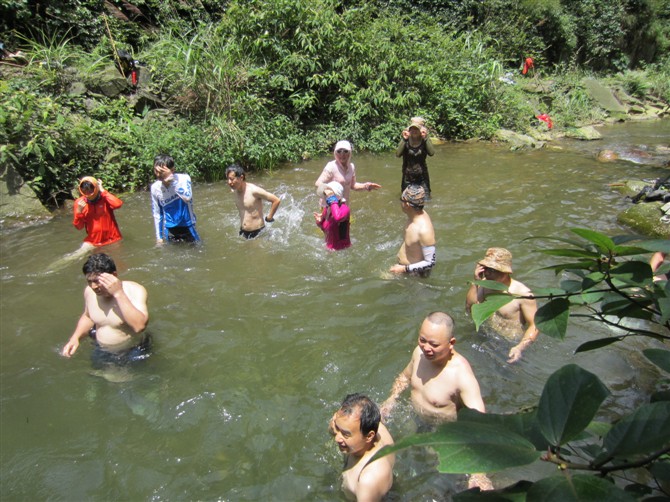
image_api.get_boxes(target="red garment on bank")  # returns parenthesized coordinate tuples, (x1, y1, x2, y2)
(522, 57, 534, 75)
(73, 191, 123, 246)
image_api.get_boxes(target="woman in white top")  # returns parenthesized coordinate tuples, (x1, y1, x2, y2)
(314, 140, 381, 204)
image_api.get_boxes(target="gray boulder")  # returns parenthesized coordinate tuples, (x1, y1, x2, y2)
(0, 165, 51, 228)
(493, 129, 545, 150)
(564, 126, 602, 140)
(87, 65, 129, 97)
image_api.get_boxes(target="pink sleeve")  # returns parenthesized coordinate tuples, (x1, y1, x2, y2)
(329, 202, 350, 222)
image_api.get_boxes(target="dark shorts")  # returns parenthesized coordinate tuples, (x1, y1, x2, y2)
(239, 226, 265, 239)
(168, 226, 200, 243)
(89, 330, 153, 369)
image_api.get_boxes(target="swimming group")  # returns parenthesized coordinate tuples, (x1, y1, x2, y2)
(63, 118, 544, 499)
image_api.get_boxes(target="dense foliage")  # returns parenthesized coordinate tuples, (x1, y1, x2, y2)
(374, 229, 670, 499)
(1, 0, 669, 206)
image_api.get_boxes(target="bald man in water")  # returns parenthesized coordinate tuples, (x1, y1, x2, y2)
(380, 312, 484, 423)
(380, 312, 491, 490)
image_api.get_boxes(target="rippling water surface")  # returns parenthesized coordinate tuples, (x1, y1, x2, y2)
(1, 120, 669, 500)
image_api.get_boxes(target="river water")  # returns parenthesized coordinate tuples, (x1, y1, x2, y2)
(1, 120, 669, 501)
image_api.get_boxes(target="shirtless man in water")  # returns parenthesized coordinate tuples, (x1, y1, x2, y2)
(330, 393, 394, 502)
(389, 184, 435, 277)
(62, 253, 148, 360)
(381, 312, 485, 423)
(380, 312, 491, 490)
(226, 164, 281, 239)
(465, 247, 539, 363)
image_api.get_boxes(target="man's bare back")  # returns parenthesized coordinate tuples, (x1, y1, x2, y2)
(390, 185, 435, 276)
(396, 212, 433, 265)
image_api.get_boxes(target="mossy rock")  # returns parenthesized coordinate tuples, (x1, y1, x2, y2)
(610, 180, 648, 198)
(583, 78, 627, 113)
(564, 126, 602, 140)
(617, 202, 670, 238)
(493, 129, 544, 150)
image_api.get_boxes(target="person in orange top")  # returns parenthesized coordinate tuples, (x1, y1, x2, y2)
(73, 177, 123, 249)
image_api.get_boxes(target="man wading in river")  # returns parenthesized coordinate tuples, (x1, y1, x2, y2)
(62, 254, 150, 368)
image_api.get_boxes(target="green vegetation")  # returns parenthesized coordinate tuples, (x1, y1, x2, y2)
(1, 0, 669, 207)
(374, 229, 670, 499)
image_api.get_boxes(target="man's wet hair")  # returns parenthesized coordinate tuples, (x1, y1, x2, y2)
(154, 154, 174, 170)
(225, 163, 246, 180)
(339, 393, 380, 436)
(82, 253, 117, 275)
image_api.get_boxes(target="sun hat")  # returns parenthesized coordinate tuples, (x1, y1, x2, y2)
(479, 247, 513, 274)
(401, 184, 426, 208)
(317, 181, 344, 199)
(334, 140, 352, 152)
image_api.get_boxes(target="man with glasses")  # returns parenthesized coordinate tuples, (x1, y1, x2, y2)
(389, 184, 435, 277)
(314, 140, 381, 204)
(465, 247, 539, 363)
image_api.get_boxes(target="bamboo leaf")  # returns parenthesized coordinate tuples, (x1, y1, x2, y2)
(535, 248, 601, 258)
(570, 228, 615, 253)
(575, 337, 625, 353)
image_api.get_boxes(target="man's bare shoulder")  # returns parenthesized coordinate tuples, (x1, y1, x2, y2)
(122, 280, 145, 291)
(122, 281, 148, 301)
(508, 279, 532, 295)
(417, 212, 435, 241)
(448, 352, 475, 372)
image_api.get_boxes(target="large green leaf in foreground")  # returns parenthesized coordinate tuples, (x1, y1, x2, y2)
(601, 401, 670, 460)
(535, 298, 570, 340)
(526, 474, 635, 502)
(643, 348, 670, 373)
(371, 421, 540, 473)
(472, 294, 514, 331)
(537, 365, 610, 446)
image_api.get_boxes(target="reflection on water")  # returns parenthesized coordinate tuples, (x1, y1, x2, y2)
(1, 120, 669, 500)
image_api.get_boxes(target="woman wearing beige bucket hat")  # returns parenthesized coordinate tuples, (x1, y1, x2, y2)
(465, 247, 539, 363)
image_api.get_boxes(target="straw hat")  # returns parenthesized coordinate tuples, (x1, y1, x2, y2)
(478, 247, 513, 274)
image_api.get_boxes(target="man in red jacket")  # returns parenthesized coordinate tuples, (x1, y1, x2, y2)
(73, 177, 123, 250)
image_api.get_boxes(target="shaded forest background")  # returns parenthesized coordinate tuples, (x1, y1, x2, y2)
(1, 0, 669, 206)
